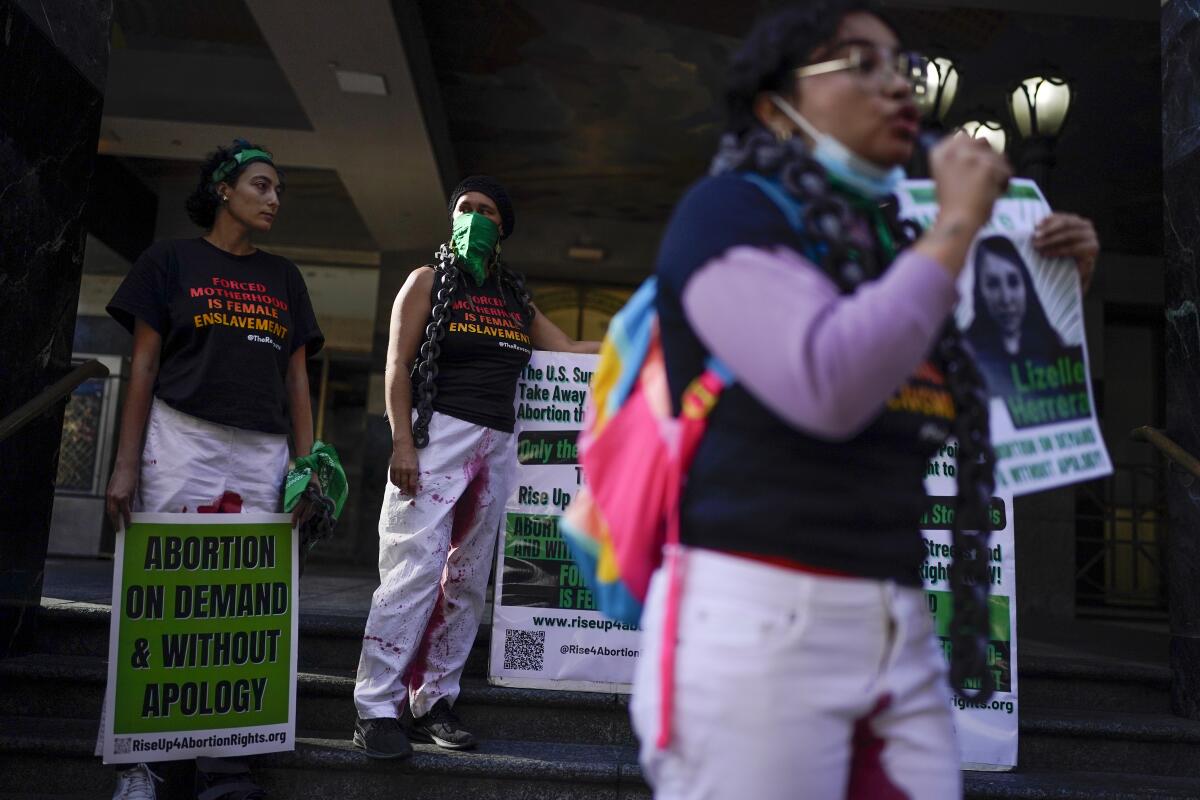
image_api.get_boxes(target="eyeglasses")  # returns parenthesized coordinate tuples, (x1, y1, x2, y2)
(795, 41, 929, 96)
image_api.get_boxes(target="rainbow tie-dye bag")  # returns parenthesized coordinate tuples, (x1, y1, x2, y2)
(561, 277, 732, 747)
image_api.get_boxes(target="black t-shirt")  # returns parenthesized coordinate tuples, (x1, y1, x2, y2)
(107, 238, 324, 434)
(656, 174, 954, 586)
(413, 270, 534, 432)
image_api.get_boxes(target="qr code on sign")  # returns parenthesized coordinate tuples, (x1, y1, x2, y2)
(503, 629, 545, 671)
(114, 738, 133, 755)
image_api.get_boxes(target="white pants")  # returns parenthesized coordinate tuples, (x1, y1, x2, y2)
(98, 400, 289, 757)
(136, 399, 289, 514)
(630, 548, 960, 800)
(354, 412, 516, 719)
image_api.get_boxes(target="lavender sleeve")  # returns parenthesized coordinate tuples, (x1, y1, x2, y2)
(681, 245, 959, 440)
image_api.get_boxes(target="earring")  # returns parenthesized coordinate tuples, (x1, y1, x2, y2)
(221, 194, 228, 202)
(775, 126, 793, 142)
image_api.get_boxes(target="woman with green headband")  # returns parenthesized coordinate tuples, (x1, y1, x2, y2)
(352, 176, 598, 758)
(102, 139, 324, 800)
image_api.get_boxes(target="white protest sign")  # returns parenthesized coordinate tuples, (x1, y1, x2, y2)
(923, 446, 1018, 770)
(489, 352, 638, 691)
(898, 178, 1112, 495)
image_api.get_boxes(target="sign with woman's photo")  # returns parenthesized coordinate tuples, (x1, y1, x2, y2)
(898, 179, 1112, 496)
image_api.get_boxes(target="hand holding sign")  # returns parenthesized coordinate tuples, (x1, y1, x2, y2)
(930, 135, 1013, 232)
(899, 179, 1113, 496)
(917, 137, 1014, 282)
(1033, 212, 1100, 292)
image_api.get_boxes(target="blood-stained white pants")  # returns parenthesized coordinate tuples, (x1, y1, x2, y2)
(354, 411, 516, 719)
(630, 548, 960, 800)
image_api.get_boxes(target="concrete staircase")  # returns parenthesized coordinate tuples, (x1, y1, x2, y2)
(2, 599, 1200, 799)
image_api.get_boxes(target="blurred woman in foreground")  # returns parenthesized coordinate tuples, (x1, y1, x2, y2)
(630, 3, 1006, 798)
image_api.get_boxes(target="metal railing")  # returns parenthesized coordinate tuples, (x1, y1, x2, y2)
(0, 360, 110, 444)
(1074, 460, 1168, 614)
(1072, 427, 1200, 616)
(1133, 426, 1200, 480)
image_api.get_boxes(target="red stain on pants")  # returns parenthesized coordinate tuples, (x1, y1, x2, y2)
(847, 695, 909, 799)
(198, 491, 244, 514)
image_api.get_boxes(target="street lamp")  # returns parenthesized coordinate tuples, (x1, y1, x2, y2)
(1008, 74, 1073, 187)
(907, 55, 958, 178)
(916, 56, 960, 123)
(959, 118, 1008, 155)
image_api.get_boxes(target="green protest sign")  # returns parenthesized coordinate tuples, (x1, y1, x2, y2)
(926, 591, 1012, 693)
(922, 465, 1018, 769)
(102, 513, 297, 764)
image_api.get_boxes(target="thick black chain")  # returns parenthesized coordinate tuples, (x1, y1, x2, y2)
(296, 485, 336, 577)
(411, 244, 461, 449)
(938, 327, 999, 701)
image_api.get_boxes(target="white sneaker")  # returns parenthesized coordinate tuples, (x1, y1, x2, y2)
(112, 763, 162, 800)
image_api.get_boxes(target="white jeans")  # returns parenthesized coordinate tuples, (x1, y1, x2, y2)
(630, 548, 960, 800)
(136, 399, 289, 514)
(354, 412, 516, 719)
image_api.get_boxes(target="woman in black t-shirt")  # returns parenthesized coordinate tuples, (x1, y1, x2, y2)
(103, 140, 323, 800)
(352, 176, 598, 758)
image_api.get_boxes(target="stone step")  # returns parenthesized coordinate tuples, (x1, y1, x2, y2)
(1019, 652, 1171, 714)
(0, 654, 634, 747)
(1021, 707, 1200, 778)
(0, 716, 647, 800)
(965, 770, 1200, 799)
(3, 717, 1200, 800)
(35, 600, 492, 677)
(14, 652, 1200, 777)
(39, 600, 1174, 718)
(10, 651, 1200, 781)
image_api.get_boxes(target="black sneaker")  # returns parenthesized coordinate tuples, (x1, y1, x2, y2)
(410, 698, 476, 750)
(193, 757, 265, 799)
(353, 716, 414, 759)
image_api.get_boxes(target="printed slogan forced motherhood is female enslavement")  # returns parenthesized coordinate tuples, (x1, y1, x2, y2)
(190, 277, 291, 345)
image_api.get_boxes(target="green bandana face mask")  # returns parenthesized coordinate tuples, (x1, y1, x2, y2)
(450, 212, 500, 285)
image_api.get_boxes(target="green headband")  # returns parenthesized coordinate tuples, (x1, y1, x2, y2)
(211, 148, 274, 186)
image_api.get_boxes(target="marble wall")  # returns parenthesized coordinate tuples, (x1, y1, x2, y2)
(1162, 0, 1200, 718)
(0, 0, 112, 657)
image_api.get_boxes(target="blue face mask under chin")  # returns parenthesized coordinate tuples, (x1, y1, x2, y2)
(769, 93, 906, 200)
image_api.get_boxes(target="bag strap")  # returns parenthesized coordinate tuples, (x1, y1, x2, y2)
(739, 172, 828, 265)
(741, 172, 804, 234)
(703, 355, 735, 387)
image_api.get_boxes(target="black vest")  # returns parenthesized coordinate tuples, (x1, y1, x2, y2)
(413, 270, 533, 433)
(656, 174, 952, 585)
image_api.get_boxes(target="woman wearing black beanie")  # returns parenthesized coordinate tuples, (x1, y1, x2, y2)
(352, 176, 598, 757)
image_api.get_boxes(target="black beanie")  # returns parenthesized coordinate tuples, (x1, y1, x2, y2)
(448, 175, 515, 239)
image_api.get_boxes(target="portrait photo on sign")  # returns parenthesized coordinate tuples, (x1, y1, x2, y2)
(955, 233, 1088, 426)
